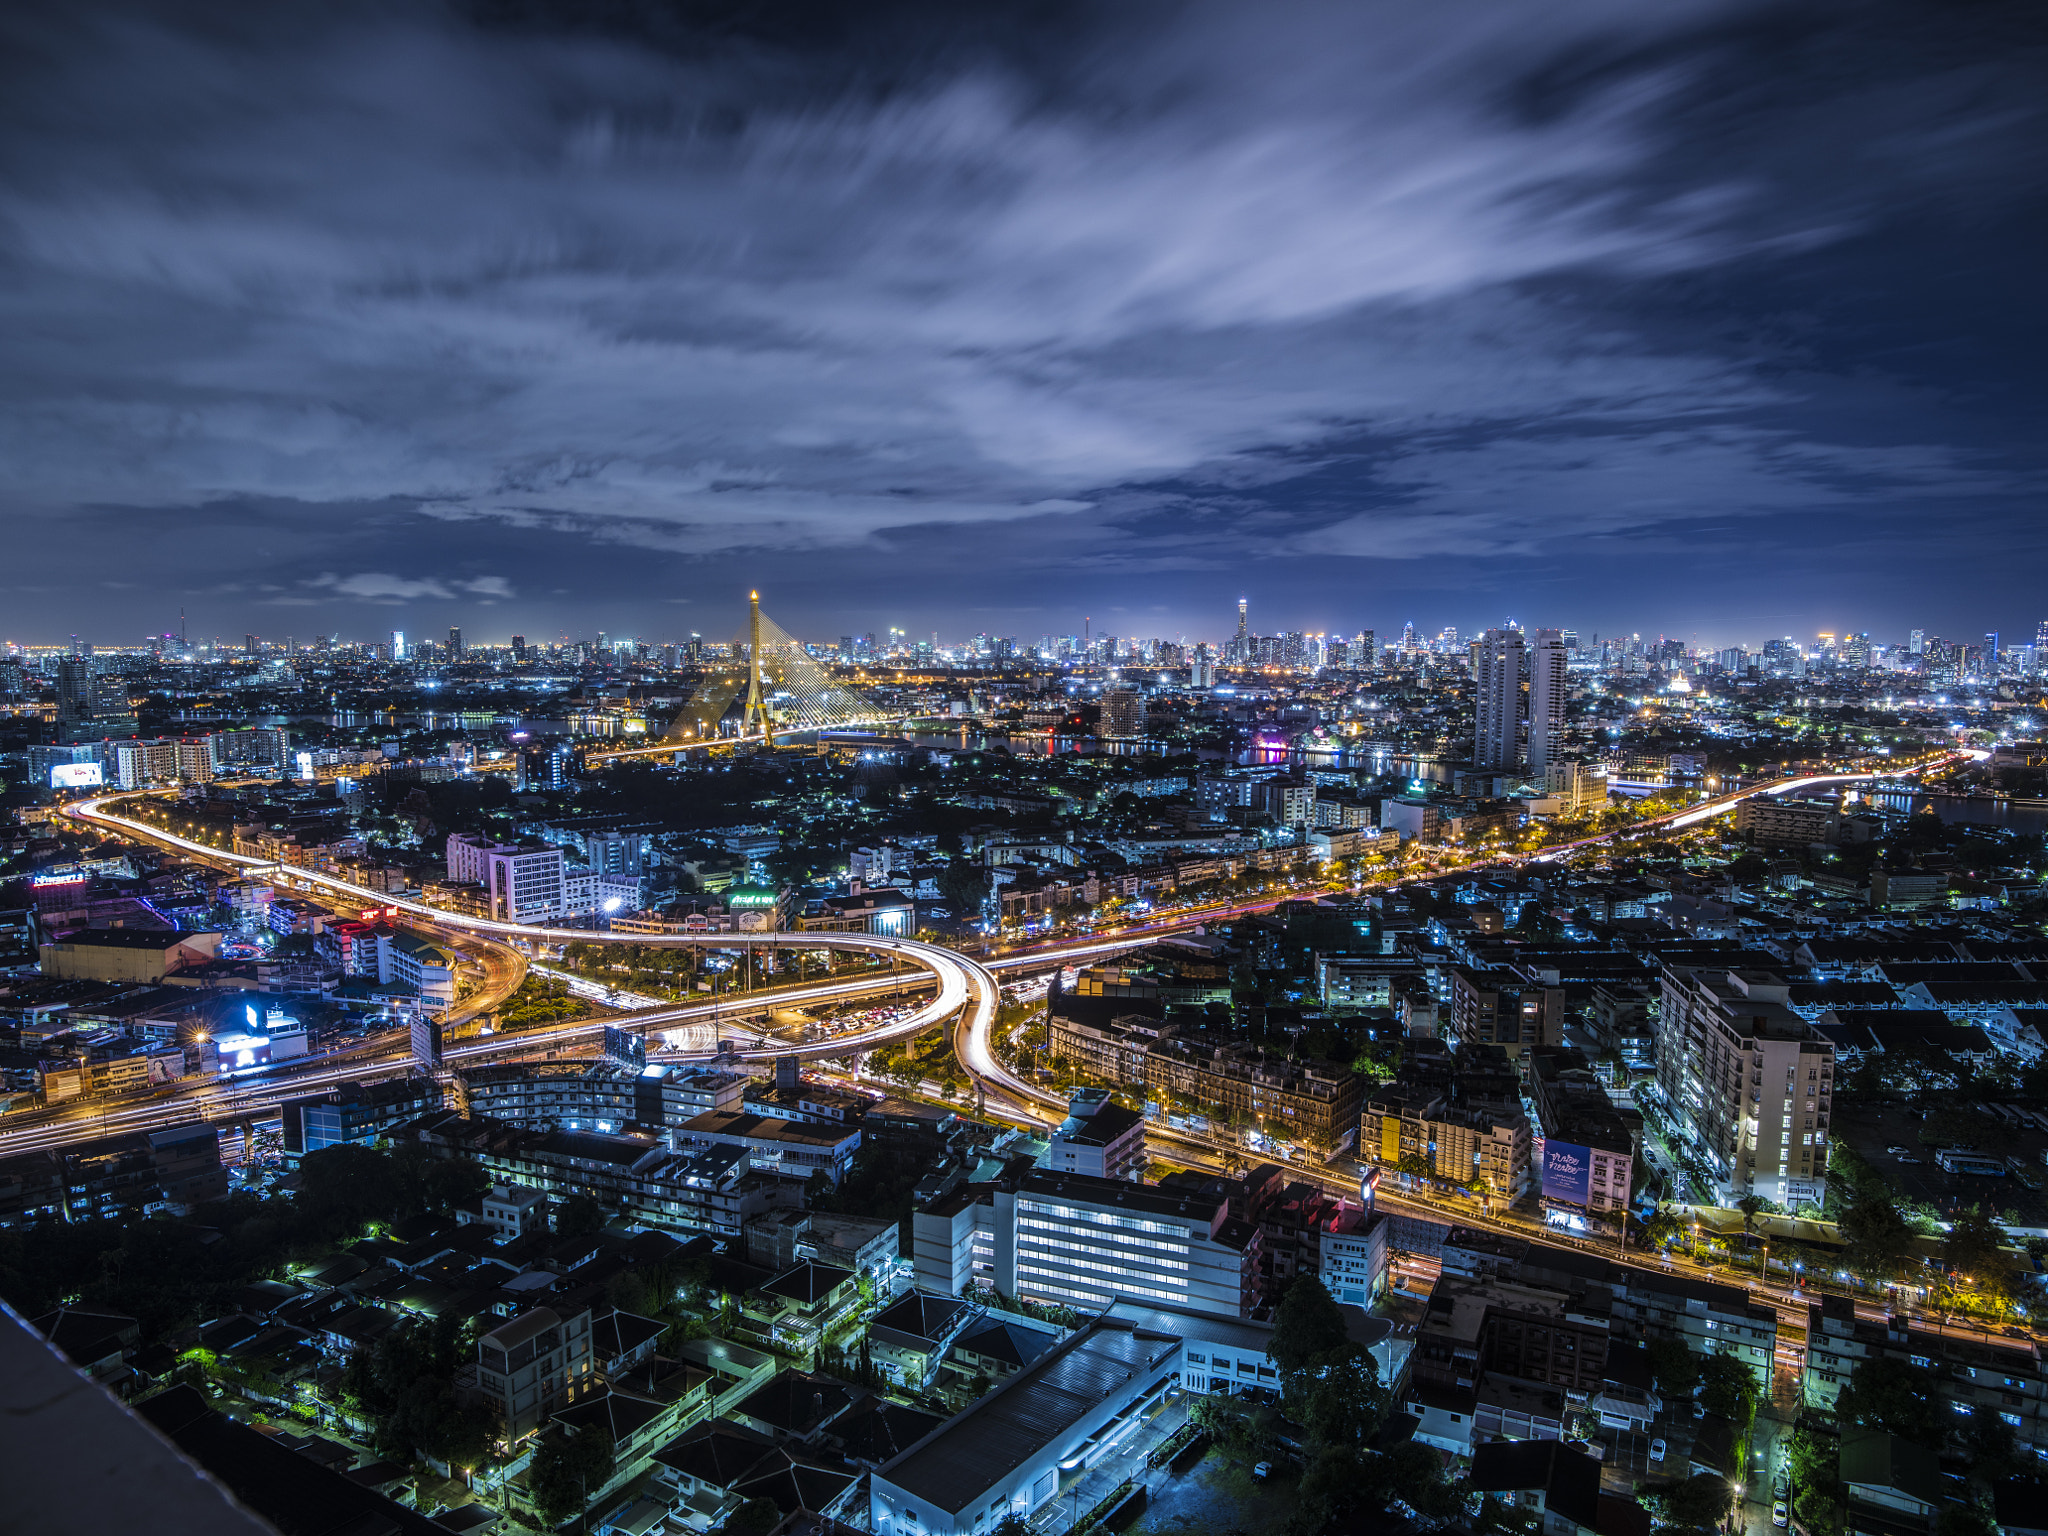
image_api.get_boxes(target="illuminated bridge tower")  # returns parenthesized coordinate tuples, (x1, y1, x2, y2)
(742, 589, 774, 745)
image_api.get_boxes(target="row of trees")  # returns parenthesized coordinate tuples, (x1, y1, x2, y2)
(0, 1141, 490, 1348)
(1191, 1277, 1464, 1535)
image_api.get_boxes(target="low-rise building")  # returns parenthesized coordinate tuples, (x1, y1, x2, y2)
(476, 1303, 596, 1439)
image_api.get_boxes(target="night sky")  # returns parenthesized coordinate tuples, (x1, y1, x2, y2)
(3, 1, 2044, 650)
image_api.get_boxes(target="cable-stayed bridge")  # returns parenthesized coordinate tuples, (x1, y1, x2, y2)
(591, 592, 907, 762)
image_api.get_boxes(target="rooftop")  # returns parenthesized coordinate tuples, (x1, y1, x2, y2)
(875, 1309, 1182, 1516)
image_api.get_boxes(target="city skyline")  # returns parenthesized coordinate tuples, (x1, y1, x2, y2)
(1, 2, 2044, 639)
(7, 601, 2043, 661)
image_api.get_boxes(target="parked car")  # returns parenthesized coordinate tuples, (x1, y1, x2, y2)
(1253, 1462, 1273, 1481)
(1774, 1502, 1790, 1528)
(1650, 1440, 1668, 1464)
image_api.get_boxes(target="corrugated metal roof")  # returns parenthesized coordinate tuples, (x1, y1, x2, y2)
(876, 1314, 1178, 1515)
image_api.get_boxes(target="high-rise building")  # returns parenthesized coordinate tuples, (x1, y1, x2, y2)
(511, 634, 526, 660)
(1100, 689, 1145, 739)
(1908, 629, 1926, 657)
(389, 630, 406, 661)
(1655, 966, 1834, 1208)
(1526, 629, 1568, 776)
(1472, 628, 1526, 771)
(447, 626, 462, 659)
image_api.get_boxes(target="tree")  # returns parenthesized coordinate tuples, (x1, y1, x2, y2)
(1642, 1205, 1686, 1251)
(1644, 1337, 1700, 1400)
(1941, 1206, 2016, 1299)
(527, 1423, 615, 1528)
(1839, 1194, 1921, 1285)
(1938, 1505, 1999, 1536)
(1189, 1395, 1279, 1467)
(1270, 1275, 1351, 1379)
(1292, 1346, 1392, 1448)
(716, 1499, 783, 1536)
(553, 1193, 609, 1239)
(1956, 1414, 2022, 1485)
(1651, 1474, 1733, 1533)
(1834, 1356, 1944, 1449)
(1697, 1350, 1760, 1429)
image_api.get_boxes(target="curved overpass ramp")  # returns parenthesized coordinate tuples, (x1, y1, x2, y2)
(61, 793, 996, 1069)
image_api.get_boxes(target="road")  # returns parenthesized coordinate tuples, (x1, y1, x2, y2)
(33, 748, 1966, 1163)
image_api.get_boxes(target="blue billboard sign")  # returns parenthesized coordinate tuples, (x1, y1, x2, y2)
(1541, 1140, 1594, 1205)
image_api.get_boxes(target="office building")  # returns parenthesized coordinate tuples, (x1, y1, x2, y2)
(871, 1302, 1284, 1536)
(1473, 628, 1526, 770)
(914, 1169, 1260, 1319)
(447, 626, 462, 658)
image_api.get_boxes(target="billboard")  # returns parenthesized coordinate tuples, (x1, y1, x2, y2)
(1541, 1140, 1595, 1205)
(50, 762, 104, 789)
(603, 1026, 646, 1071)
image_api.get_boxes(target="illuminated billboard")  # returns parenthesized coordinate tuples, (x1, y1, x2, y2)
(1541, 1140, 1594, 1206)
(50, 762, 104, 789)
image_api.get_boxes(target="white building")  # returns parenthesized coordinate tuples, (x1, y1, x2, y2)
(913, 1170, 1257, 1320)
(1655, 966, 1835, 1207)
(1040, 1088, 1146, 1182)
(446, 833, 568, 924)
(871, 1302, 1282, 1536)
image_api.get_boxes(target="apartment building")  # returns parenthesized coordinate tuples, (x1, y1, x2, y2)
(1041, 1088, 1146, 1181)
(476, 1303, 595, 1438)
(1735, 796, 1840, 847)
(455, 1062, 744, 1136)
(1656, 966, 1835, 1207)
(1615, 1271, 1776, 1388)
(1362, 1075, 1533, 1198)
(1142, 1036, 1363, 1150)
(1448, 968, 1566, 1067)
(1805, 1294, 2048, 1451)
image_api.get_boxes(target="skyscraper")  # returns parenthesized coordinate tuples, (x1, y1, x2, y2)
(1473, 628, 1526, 771)
(1526, 629, 1568, 775)
(448, 626, 463, 659)
(389, 630, 406, 661)
(1908, 629, 1926, 657)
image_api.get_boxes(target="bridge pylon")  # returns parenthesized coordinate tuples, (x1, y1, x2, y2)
(742, 589, 774, 745)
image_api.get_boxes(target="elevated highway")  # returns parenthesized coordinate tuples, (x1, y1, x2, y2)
(28, 750, 1970, 1157)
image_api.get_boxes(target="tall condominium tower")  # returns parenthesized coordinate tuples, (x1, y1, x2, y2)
(1526, 629, 1568, 775)
(1473, 627, 1526, 771)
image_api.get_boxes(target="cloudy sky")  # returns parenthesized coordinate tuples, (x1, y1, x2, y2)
(2, 0, 2043, 650)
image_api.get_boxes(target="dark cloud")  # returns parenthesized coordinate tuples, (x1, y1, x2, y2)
(0, 0, 2043, 646)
